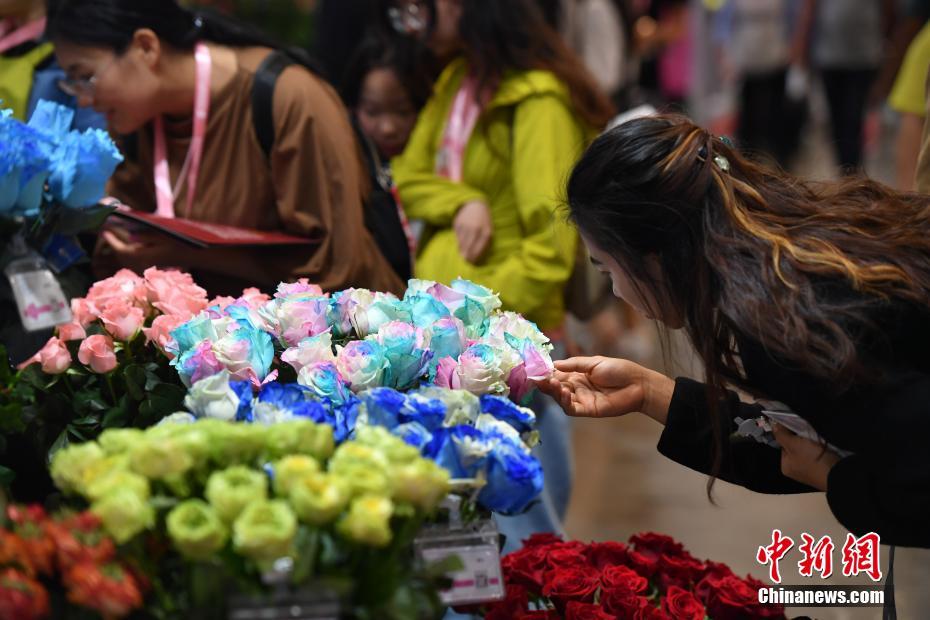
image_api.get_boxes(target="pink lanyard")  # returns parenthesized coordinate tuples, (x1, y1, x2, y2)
(0, 17, 47, 54)
(153, 42, 212, 219)
(436, 73, 482, 182)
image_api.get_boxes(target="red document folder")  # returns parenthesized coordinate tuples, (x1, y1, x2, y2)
(109, 206, 318, 249)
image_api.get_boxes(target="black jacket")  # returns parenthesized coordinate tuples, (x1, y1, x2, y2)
(657, 297, 930, 548)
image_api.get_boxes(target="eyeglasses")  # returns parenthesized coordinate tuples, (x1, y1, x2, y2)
(57, 56, 118, 100)
(388, 0, 428, 36)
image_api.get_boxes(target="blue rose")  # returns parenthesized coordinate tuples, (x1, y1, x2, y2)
(47, 127, 123, 208)
(253, 382, 328, 425)
(392, 422, 433, 450)
(423, 426, 492, 479)
(479, 395, 536, 433)
(330, 395, 361, 443)
(400, 393, 447, 431)
(477, 437, 544, 514)
(358, 387, 407, 429)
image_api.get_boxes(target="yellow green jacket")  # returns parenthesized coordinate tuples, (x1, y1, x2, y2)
(392, 58, 590, 331)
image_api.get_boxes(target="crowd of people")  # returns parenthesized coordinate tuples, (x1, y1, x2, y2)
(3, 0, 930, 614)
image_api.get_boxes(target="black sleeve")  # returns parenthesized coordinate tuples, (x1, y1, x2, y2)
(826, 371, 930, 547)
(656, 378, 816, 494)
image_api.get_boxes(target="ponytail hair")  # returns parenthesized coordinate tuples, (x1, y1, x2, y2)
(46, 0, 316, 68)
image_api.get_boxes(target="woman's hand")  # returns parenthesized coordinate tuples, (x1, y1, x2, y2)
(772, 424, 842, 491)
(536, 356, 675, 423)
(453, 200, 493, 263)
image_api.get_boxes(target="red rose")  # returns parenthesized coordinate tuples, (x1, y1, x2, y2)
(601, 565, 649, 594)
(662, 585, 707, 620)
(565, 601, 616, 620)
(546, 546, 590, 570)
(518, 612, 560, 619)
(630, 533, 686, 559)
(585, 541, 630, 569)
(0, 568, 49, 620)
(628, 549, 660, 578)
(742, 575, 786, 619)
(484, 583, 529, 620)
(542, 566, 601, 610)
(657, 552, 706, 591)
(64, 562, 144, 619)
(695, 561, 735, 604)
(45, 513, 116, 573)
(635, 603, 672, 620)
(523, 533, 565, 548)
(503, 546, 549, 591)
(705, 575, 785, 620)
(602, 588, 651, 617)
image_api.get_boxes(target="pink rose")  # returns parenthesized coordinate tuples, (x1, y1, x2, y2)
(99, 300, 145, 342)
(143, 267, 208, 319)
(86, 269, 147, 311)
(142, 314, 189, 358)
(70, 298, 99, 327)
(19, 337, 72, 374)
(78, 335, 118, 374)
(57, 322, 86, 342)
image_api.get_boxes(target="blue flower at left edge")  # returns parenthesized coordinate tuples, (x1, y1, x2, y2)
(252, 382, 327, 425)
(0, 109, 54, 214)
(477, 436, 544, 514)
(479, 395, 536, 434)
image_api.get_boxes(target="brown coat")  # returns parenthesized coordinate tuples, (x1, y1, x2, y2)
(107, 47, 403, 296)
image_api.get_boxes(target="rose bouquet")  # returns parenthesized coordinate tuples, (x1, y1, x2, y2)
(0, 504, 143, 620)
(48, 417, 452, 618)
(480, 533, 787, 620)
(1, 268, 268, 501)
(162, 278, 552, 514)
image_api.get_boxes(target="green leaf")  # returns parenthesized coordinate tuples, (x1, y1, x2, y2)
(0, 465, 15, 488)
(124, 364, 146, 401)
(137, 383, 186, 427)
(102, 395, 131, 428)
(55, 203, 117, 235)
(48, 429, 70, 462)
(0, 402, 26, 434)
(71, 415, 100, 427)
(74, 389, 107, 413)
(0, 344, 13, 385)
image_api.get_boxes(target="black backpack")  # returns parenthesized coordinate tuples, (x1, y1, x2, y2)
(251, 51, 412, 282)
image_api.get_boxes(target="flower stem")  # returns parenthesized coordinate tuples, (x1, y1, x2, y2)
(104, 373, 118, 405)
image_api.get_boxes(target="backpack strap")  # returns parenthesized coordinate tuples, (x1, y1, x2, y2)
(251, 50, 295, 159)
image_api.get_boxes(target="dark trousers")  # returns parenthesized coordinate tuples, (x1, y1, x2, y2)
(738, 67, 800, 167)
(820, 68, 876, 173)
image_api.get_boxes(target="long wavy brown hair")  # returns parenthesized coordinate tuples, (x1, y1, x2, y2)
(566, 114, 930, 482)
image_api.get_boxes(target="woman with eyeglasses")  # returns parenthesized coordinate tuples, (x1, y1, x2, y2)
(45, 0, 405, 297)
(385, 0, 615, 547)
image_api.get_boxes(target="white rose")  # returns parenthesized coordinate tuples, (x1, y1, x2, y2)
(184, 370, 243, 421)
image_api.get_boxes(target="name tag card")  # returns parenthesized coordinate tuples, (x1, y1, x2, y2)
(416, 518, 505, 606)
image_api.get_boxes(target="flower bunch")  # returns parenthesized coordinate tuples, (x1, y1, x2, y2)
(482, 533, 787, 620)
(0, 100, 122, 214)
(49, 418, 449, 565)
(170, 278, 554, 404)
(0, 505, 143, 620)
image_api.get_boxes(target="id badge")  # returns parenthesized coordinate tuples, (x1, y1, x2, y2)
(5, 259, 72, 332)
(415, 518, 505, 606)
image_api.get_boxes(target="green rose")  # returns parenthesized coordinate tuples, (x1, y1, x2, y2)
(167, 499, 228, 560)
(288, 473, 349, 526)
(91, 487, 155, 544)
(50, 442, 106, 495)
(265, 419, 334, 461)
(336, 495, 394, 547)
(328, 443, 388, 473)
(206, 421, 268, 466)
(352, 426, 421, 465)
(232, 500, 298, 564)
(272, 455, 320, 497)
(98, 428, 144, 456)
(129, 435, 194, 480)
(390, 459, 450, 512)
(205, 466, 269, 523)
(158, 423, 213, 469)
(330, 465, 390, 498)
(86, 469, 150, 503)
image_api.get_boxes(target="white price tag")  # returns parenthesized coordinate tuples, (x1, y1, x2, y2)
(8, 268, 71, 332)
(421, 543, 505, 605)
